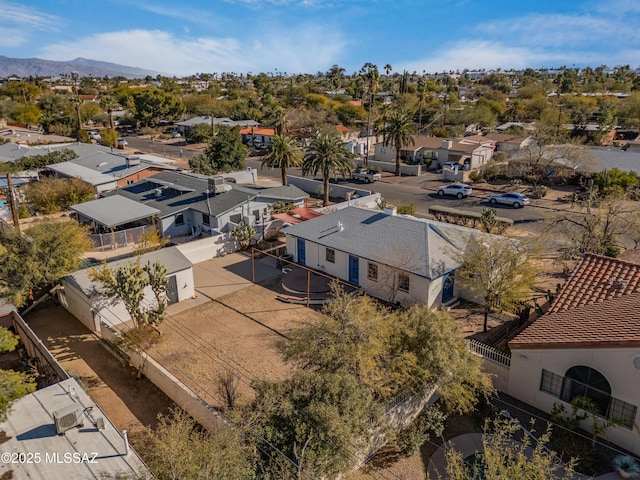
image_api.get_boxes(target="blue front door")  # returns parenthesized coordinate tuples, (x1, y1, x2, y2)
(348, 255, 359, 285)
(442, 271, 455, 302)
(297, 238, 306, 266)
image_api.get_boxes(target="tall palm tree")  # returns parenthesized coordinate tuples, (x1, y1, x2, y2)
(383, 108, 417, 176)
(303, 134, 354, 206)
(99, 96, 120, 130)
(261, 134, 304, 186)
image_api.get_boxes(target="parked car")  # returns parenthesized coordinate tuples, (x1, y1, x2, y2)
(351, 168, 382, 183)
(170, 131, 182, 138)
(117, 138, 128, 149)
(488, 191, 530, 208)
(437, 183, 472, 198)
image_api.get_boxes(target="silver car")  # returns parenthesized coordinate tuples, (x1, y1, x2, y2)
(488, 192, 530, 208)
(437, 183, 472, 199)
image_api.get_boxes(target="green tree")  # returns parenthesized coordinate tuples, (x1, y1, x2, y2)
(383, 108, 417, 176)
(188, 125, 247, 175)
(185, 123, 214, 144)
(91, 258, 169, 328)
(252, 370, 383, 480)
(261, 134, 304, 186)
(0, 326, 36, 421)
(11, 103, 43, 127)
(0, 220, 91, 307)
(132, 88, 185, 127)
(25, 177, 94, 214)
(143, 408, 256, 480)
(302, 133, 354, 206)
(99, 127, 118, 148)
(15, 148, 78, 171)
(455, 236, 536, 332)
(280, 286, 493, 408)
(445, 417, 576, 480)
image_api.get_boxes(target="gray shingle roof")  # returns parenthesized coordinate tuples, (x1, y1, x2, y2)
(231, 183, 309, 202)
(283, 206, 484, 279)
(70, 195, 161, 227)
(103, 171, 249, 218)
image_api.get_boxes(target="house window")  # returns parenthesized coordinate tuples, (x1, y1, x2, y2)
(609, 398, 638, 428)
(367, 263, 378, 282)
(230, 213, 242, 224)
(539, 368, 637, 429)
(540, 369, 563, 397)
(398, 273, 410, 292)
(202, 215, 210, 226)
(326, 248, 335, 263)
(126, 179, 135, 185)
(175, 213, 184, 225)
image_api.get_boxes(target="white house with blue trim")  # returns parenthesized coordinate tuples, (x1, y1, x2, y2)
(282, 206, 488, 307)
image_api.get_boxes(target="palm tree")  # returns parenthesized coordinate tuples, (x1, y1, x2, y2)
(261, 134, 304, 186)
(99, 96, 120, 130)
(383, 108, 417, 176)
(303, 134, 354, 206)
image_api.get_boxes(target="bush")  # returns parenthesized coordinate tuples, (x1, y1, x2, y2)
(595, 168, 639, 196)
(397, 202, 416, 216)
(26, 177, 95, 214)
(468, 170, 483, 183)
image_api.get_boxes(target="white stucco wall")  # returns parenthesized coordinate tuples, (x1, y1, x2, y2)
(508, 346, 640, 455)
(173, 268, 195, 302)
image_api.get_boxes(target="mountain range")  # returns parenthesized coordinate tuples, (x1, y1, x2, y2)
(0, 56, 159, 79)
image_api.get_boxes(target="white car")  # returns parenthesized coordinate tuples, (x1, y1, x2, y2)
(437, 183, 472, 199)
(488, 192, 530, 208)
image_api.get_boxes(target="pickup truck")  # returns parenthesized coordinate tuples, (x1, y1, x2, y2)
(351, 168, 382, 183)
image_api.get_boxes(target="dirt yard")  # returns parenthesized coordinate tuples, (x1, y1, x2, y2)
(150, 277, 328, 408)
(24, 302, 174, 451)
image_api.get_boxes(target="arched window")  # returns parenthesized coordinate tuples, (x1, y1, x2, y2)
(562, 366, 611, 415)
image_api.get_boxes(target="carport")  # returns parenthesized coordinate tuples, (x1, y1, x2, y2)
(70, 195, 160, 249)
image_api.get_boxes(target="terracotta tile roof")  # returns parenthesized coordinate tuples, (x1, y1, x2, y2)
(239, 127, 275, 136)
(547, 253, 640, 314)
(510, 253, 640, 349)
(510, 292, 640, 349)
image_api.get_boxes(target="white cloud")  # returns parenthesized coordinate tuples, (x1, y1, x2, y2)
(38, 26, 346, 76)
(0, 27, 28, 48)
(479, 13, 640, 47)
(0, 0, 60, 30)
(395, 41, 599, 74)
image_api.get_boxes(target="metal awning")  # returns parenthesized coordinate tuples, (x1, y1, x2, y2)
(70, 195, 160, 228)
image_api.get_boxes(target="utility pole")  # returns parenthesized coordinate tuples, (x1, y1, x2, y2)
(6, 173, 20, 233)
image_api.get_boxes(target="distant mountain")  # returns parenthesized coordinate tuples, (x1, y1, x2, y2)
(0, 56, 159, 79)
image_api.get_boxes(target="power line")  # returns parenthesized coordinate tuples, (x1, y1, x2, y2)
(99, 300, 403, 480)
(136, 298, 401, 480)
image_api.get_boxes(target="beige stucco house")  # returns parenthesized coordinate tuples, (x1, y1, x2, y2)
(507, 253, 640, 455)
(374, 136, 494, 170)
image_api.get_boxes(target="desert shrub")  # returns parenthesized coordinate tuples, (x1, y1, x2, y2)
(26, 177, 94, 214)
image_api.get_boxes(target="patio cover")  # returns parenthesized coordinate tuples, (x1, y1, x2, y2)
(70, 195, 160, 228)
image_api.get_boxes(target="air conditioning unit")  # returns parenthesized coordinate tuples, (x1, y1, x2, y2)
(208, 176, 226, 194)
(53, 405, 83, 435)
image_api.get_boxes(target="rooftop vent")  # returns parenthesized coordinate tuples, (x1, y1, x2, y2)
(126, 156, 140, 167)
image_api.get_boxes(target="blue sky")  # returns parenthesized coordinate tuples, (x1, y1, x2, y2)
(1, 0, 640, 76)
